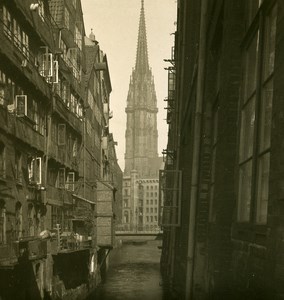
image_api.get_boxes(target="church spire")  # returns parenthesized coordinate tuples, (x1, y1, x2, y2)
(135, 0, 149, 73)
(124, 0, 159, 178)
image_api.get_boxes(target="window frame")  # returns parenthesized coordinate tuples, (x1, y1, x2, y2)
(237, 1, 277, 225)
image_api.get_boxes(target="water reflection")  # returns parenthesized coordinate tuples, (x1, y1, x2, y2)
(88, 240, 171, 300)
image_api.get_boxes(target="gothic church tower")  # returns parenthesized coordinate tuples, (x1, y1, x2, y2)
(124, 0, 159, 178)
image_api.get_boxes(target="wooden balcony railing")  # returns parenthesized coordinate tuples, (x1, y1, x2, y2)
(0, 243, 18, 267)
(50, 231, 92, 254)
(18, 238, 47, 261)
(0, 238, 47, 267)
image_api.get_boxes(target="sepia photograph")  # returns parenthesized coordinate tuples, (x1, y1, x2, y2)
(0, 0, 282, 299)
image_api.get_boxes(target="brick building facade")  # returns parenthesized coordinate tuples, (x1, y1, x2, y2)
(0, 0, 120, 298)
(160, 0, 284, 299)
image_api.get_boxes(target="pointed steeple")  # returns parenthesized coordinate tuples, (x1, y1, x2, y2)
(124, 0, 159, 178)
(135, 0, 149, 73)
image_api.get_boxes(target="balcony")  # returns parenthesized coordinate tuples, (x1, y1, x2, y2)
(14, 0, 54, 50)
(52, 94, 83, 136)
(61, 232, 92, 252)
(0, 26, 51, 99)
(46, 185, 73, 206)
(0, 107, 45, 151)
(0, 243, 18, 268)
(50, 232, 92, 255)
(0, 238, 47, 268)
(18, 238, 47, 261)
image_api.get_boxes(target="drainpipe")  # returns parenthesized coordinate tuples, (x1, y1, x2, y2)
(185, 0, 207, 299)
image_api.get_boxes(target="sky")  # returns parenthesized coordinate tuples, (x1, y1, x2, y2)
(81, 0, 177, 171)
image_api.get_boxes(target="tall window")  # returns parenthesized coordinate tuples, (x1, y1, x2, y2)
(52, 206, 63, 229)
(15, 151, 22, 183)
(209, 107, 218, 222)
(256, 5, 277, 224)
(3, 6, 12, 40)
(28, 204, 35, 236)
(15, 202, 22, 239)
(64, 8, 70, 30)
(58, 168, 65, 188)
(3, 6, 29, 58)
(124, 211, 129, 223)
(66, 172, 75, 192)
(237, 4, 277, 224)
(0, 143, 6, 178)
(0, 201, 6, 244)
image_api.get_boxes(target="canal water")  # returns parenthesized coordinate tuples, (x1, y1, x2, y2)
(88, 239, 170, 300)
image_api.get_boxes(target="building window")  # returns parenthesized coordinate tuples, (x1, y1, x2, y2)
(124, 211, 129, 223)
(0, 143, 6, 178)
(209, 106, 218, 222)
(28, 157, 42, 185)
(75, 24, 82, 50)
(15, 202, 22, 239)
(72, 138, 78, 157)
(0, 201, 6, 244)
(58, 168, 65, 188)
(64, 8, 70, 29)
(15, 151, 22, 183)
(63, 208, 72, 231)
(3, 6, 29, 58)
(255, 5, 277, 224)
(3, 6, 12, 40)
(66, 172, 75, 191)
(58, 124, 66, 146)
(28, 204, 35, 236)
(237, 4, 277, 224)
(51, 206, 63, 229)
(123, 199, 128, 208)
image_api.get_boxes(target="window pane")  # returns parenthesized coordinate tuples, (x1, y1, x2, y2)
(209, 184, 216, 223)
(263, 5, 277, 80)
(213, 108, 218, 145)
(259, 79, 273, 151)
(239, 97, 255, 162)
(244, 32, 259, 100)
(256, 153, 270, 224)
(238, 160, 252, 222)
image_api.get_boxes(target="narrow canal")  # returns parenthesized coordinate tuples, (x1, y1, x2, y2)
(88, 239, 170, 300)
